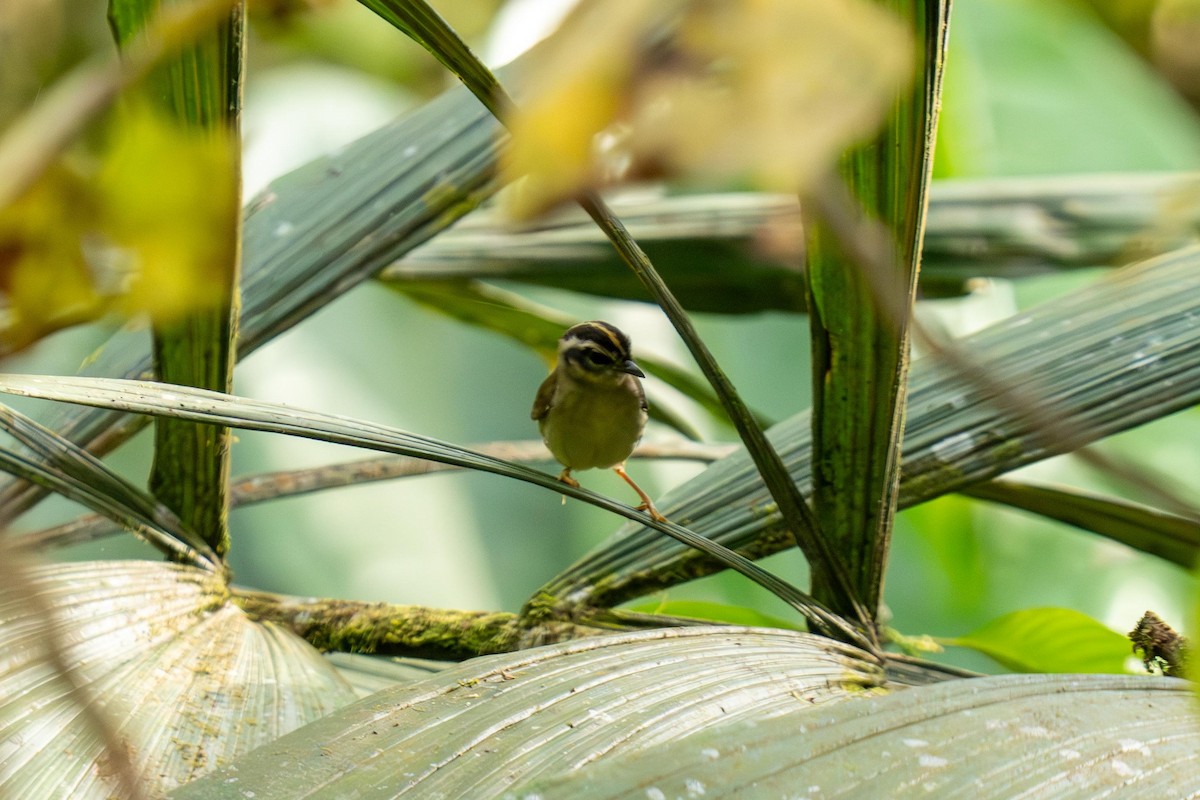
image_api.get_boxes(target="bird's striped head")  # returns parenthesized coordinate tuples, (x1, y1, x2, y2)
(558, 320, 645, 382)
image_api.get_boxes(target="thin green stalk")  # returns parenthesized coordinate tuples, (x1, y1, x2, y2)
(802, 0, 951, 618)
(109, 0, 245, 557)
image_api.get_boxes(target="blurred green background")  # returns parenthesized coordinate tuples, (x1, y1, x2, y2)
(8, 0, 1200, 674)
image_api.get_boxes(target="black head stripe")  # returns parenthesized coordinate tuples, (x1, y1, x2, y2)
(563, 321, 631, 359)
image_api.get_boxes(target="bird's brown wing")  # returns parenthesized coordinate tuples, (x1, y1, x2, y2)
(531, 370, 558, 421)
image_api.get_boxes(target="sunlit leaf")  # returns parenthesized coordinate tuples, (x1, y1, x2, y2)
(0, 560, 356, 798)
(0, 61, 502, 521)
(169, 627, 883, 799)
(946, 607, 1132, 674)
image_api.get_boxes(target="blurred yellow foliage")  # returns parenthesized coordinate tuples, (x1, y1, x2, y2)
(504, 0, 914, 219)
(0, 102, 236, 353)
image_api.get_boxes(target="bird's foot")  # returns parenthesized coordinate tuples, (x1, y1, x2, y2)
(556, 469, 581, 489)
(614, 464, 668, 524)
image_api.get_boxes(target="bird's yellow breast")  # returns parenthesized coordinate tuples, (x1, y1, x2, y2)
(538, 373, 647, 471)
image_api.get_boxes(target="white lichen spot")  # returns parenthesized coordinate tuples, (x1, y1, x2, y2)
(1059, 748, 1081, 760)
(685, 777, 707, 796)
(274, 221, 294, 237)
(1118, 738, 1151, 756)
(645, 788, 666, 800)
(902, 738, 930, 748)
(918, 754, 948, 769)
(931, 432, 975, 462)
(700, 747, 720, 761)
(1129, 350, 1162, 369)
(1111, 759, 1141, 778)
(586, 708, 614, 724)
(1018, 725, 1050, 738)
(403, 145, 419, 158)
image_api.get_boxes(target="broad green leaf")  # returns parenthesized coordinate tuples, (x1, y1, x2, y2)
(964, 479, 1200, 569)
(388, 174, 1200, 309)
(539, 246, 1200, 610)
(168, 627, 884, 799)
(0, 560, 356, 798)
(936, 0, 1200, 177)
(512, 673, 1195, 798)
(946, 607, 1132, 674)
(922, 172, 1200, 288)
(387, 193, 809, 313)
(324, 652, 448, 698)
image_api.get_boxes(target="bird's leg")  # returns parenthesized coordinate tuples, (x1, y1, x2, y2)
(613, 464, 667, 523)
(556, 467, 580, 488)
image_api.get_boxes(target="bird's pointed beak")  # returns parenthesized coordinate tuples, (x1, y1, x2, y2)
(618, 359, 645, 378)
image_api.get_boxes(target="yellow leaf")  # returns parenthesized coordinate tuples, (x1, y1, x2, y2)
(0, 166, 104, 352)
(503, 0, 913, 218)
(98, 102, 237, 322)
(0, 102, 237, 352)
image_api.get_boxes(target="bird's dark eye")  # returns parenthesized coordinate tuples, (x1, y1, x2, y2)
(586, 351, 614, 367)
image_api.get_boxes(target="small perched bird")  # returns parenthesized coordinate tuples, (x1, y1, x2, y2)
(532, 321, 666, 522)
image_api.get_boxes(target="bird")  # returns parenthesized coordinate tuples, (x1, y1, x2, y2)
(532, 320, 666, 522)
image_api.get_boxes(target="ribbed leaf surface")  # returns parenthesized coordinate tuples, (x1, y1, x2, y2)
(170, 627, 882, 799)
(0, 560, 356, 798)
(512, 673, 1196, 798)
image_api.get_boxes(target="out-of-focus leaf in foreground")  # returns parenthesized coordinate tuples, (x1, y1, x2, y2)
(512, 673, 1195, 798)
(0, 103, 234, 353)
(944, 607, 1133, 674)
(503, 0, 913, 217)
(169, 627, 883, 799)
(0, 560, 356, 799)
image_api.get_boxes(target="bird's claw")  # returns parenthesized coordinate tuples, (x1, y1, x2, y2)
(637, 503, 669, 524)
